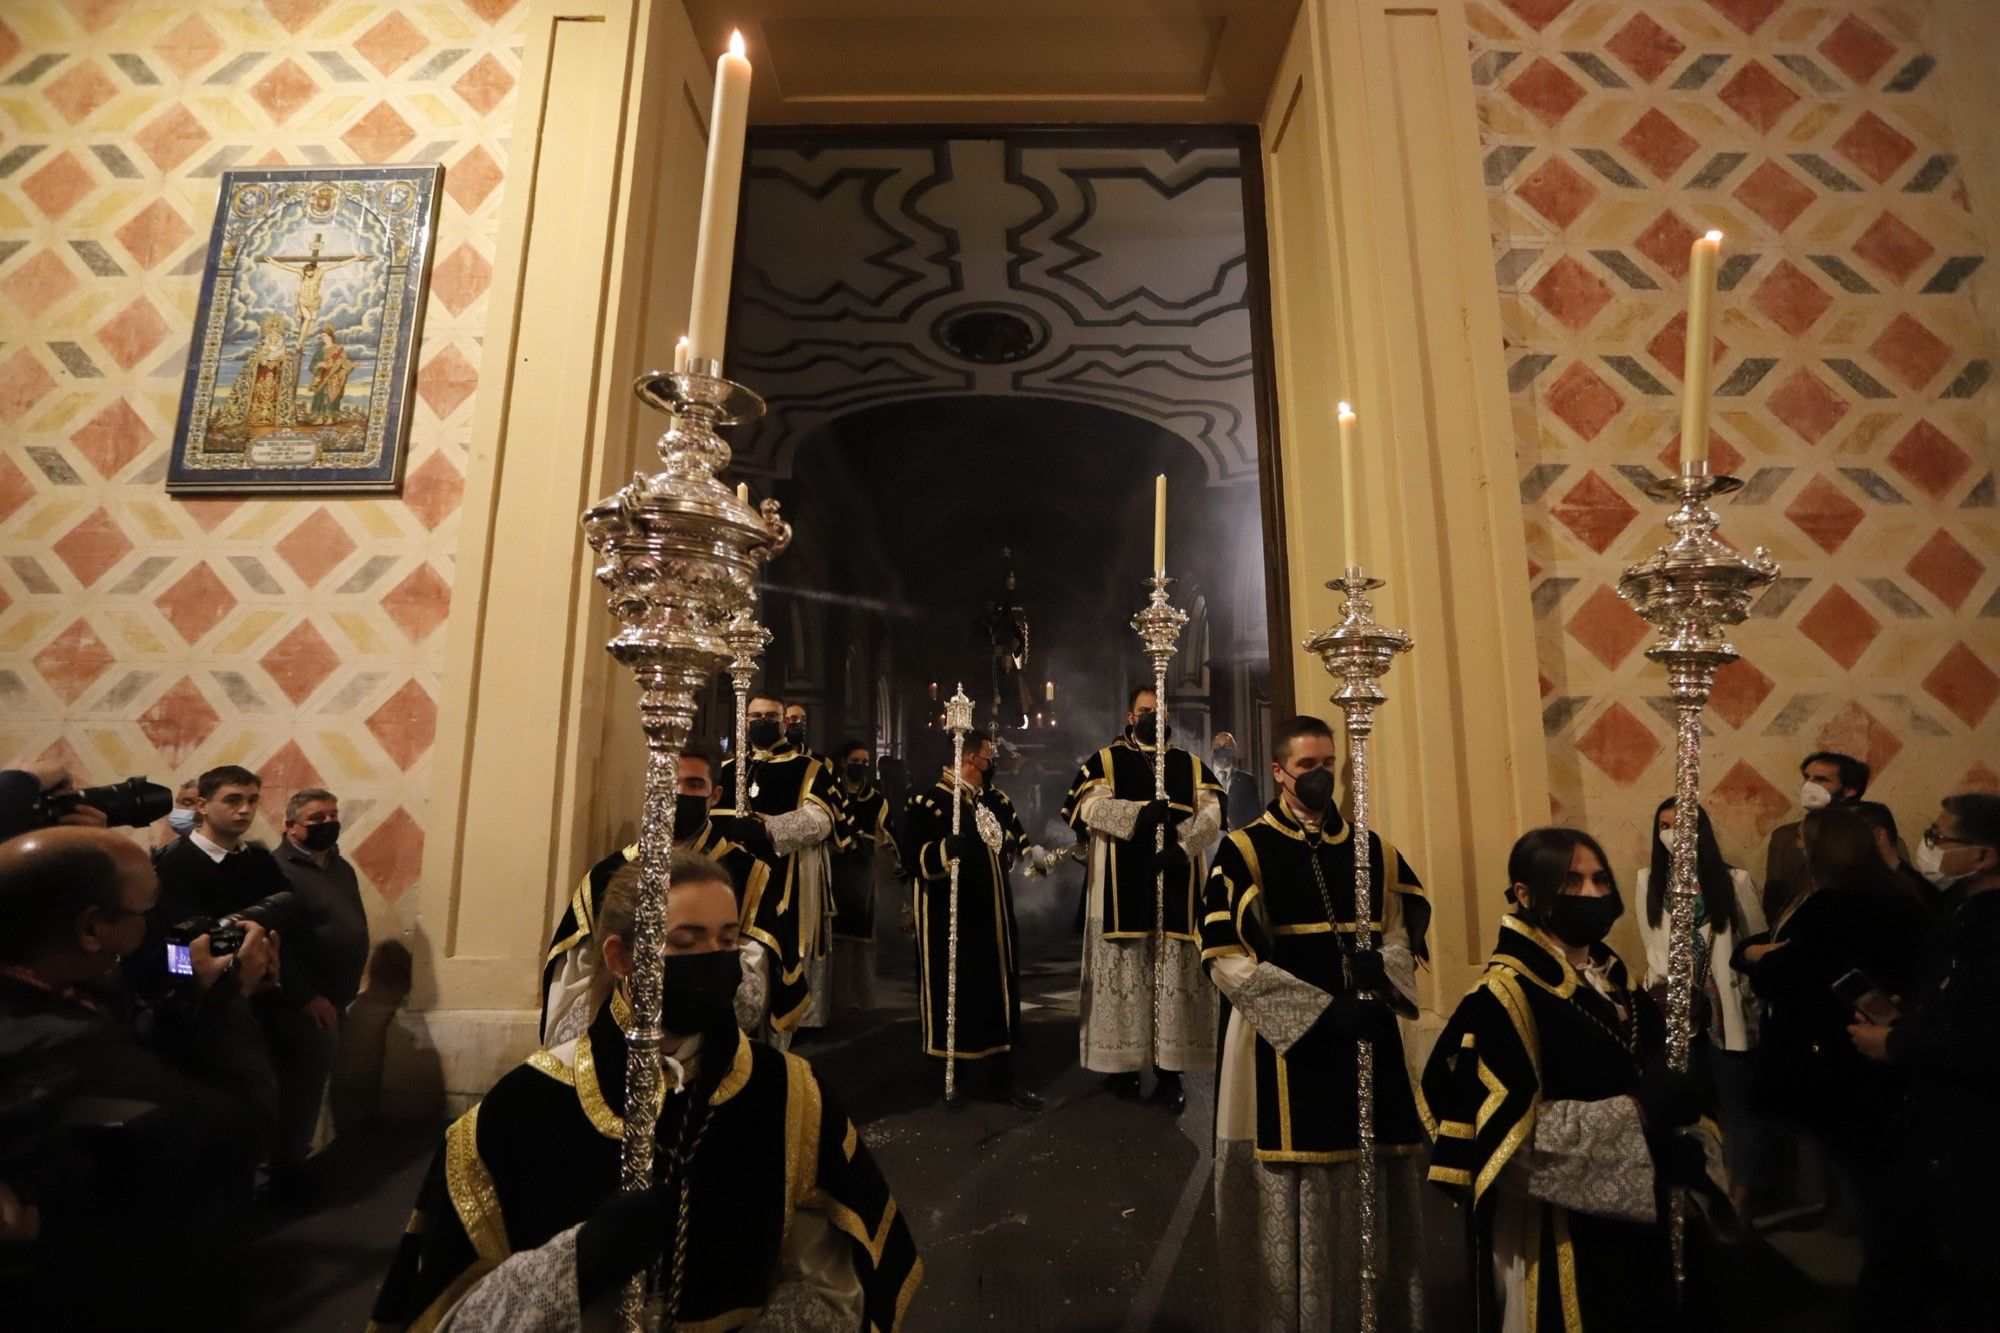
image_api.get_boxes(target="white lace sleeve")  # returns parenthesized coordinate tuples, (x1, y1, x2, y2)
(752, 1206, 866, 1330)
(436, 1224, 584, 1332)
(1080, 787, 1145, 842)
(768, 804, 833, 856)
(1518, 1096, 1657, 1224)
(1179, 790, 1222, 859)
(1208, 953, 1333, 1055)
(1378, 889, 1420, 1018)
(736, 939, 770, 1031)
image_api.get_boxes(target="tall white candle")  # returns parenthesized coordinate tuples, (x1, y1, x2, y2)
(1338, 403, 1360, 571)
(1152, 474, 1167, 573)
(1679, 230, 1723, 476)
(686, 31, 752, 367)
(673, 335, 689, 374)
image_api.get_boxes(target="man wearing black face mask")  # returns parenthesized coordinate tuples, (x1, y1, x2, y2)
(1423, 827, 1720, 1332)
(1199, 715, 1431, 1326)
(714, 695, 840, 1042)
(1209, 731, 1262, 832)
(828, 740, 899, 1016)
(373, 852, 922, 1332)
(271, 786, 366, 1170)
(1062, 684, 1225, 1112)
(542, 745, 778, 1047)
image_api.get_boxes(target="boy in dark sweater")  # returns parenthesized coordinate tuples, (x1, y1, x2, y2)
(141, 764, 338, 1196)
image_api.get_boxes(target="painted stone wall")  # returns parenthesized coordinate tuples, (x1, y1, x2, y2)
(0, 0, 524, 934)
(1469, 0, 1999, 881)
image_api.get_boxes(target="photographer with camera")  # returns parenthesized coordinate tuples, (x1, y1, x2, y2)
(144, 764, 335, 1201)
(2, 758, 118, 841)
(0, 826, 279, 1328)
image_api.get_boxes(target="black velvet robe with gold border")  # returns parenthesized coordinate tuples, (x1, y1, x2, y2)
(716, 746, 841, 1030)
(368, 998, 921, 1333)
(1420, 916, 1676, 1333)
(902, 780, 1029, 1060)
(1060, 739, 1223, 940)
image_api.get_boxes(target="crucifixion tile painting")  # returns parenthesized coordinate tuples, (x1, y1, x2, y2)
(168, 164, 441, 493)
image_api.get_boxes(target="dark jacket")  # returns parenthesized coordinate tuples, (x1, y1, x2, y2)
(275, 838, 370, 1009)
(1890, 888, 2000, 1174)
(0, 967, 278, 1328)
(1737, 879, 1931, 1133)
(139, 836, 317, 1007)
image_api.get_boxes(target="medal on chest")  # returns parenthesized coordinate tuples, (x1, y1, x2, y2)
(749, 781, 760, 799)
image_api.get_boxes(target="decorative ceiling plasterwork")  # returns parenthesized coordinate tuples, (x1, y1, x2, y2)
(727, 136, 1261, 484)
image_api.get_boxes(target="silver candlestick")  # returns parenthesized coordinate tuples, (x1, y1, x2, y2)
(943, 684, 974, 1104)
(1130, 573, 1189, 1063)
(1304, 566, 1413, 1333)
(580, 357, 789, 1330)
(722, 607, 772, 812)
(1617, 470, 1777, 1288)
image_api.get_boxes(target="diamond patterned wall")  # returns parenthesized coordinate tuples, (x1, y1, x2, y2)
(1471, 0, 1999, 874)
(0, 0, 524, 928)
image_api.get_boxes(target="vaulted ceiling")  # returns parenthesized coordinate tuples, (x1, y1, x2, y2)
(726, 131, 1264, 485)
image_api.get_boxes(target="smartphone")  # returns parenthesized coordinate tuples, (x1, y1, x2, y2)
(1832, 968, 1899, 1026)
(166, 941, 193, 978)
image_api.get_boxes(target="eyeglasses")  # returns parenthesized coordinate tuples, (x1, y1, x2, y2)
(1923, 826, 1971, 850)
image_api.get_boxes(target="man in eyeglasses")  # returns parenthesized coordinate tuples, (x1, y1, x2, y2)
(1849, 794, 2000, 1330)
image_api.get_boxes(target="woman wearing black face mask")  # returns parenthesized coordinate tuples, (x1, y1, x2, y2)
(372, 851, 922, 1332)
(1422, 828, 1722, 1333)
(829, 741, 896, 1015)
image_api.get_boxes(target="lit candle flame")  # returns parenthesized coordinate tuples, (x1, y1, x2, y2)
(729, 29, 745, 56)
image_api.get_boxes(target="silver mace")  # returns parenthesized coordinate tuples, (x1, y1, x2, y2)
(1304, 565, 1412, 1333)
(1616, 468, 1777, 1290)
(943, 684, 974, 1103)
(1130, 573, 1189, 1062)
(580, 357, 790, 1331)
(723, 609, 772, 812)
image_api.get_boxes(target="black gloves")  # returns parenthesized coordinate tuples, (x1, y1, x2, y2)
(1631, 1061, 1702, 1131)
(721, 815, 774, 859)
(1155, 840, 1192, 881)
(574, 1181, 673, 1307)
(1131, 799, 1173, 837)
(1650, 1133, 1710, 1191)
(1329, 995, 1399, 1043)
(1345, 948, 1387, 995)
(944, 832, 984, 863)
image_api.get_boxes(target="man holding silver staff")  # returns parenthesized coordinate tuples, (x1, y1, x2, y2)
(1062, 684, 1224, 1112)
(903, 729, 1042, 1111)
(1199, 714, 1431, 1330)
(713, 692, 840, 1042)
(541, 742, 777, 1047)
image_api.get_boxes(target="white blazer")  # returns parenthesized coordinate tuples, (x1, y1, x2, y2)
(1634, 865, 1766, 1052)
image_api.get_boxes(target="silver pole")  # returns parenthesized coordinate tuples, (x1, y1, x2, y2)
(943, 685, 974, 1102)
(1131, 573, 1188, 1069)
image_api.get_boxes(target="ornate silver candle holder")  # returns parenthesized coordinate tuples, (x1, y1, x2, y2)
(1616, 470, 1777, 1287)
(722, 608, 772, 810)
(1303, 566, 1413, 1333)
(942, 684, 974, 1104)
(1129, 573, 1189, 1051)
(580, 358, 789, 1327)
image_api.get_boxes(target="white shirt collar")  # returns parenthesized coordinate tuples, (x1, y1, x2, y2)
(188, 829, 235, 863)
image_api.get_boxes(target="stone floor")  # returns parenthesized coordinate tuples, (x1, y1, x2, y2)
(231, 924, 1858, 1330)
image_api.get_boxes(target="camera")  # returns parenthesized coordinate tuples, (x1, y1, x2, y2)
(166, 915, 249, 958)
(28, 775, 174, 830)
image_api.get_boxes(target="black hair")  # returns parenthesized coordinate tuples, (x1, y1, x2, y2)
(1801, 750, 1869, 798)
(1943, 793, 2000, 852)
(1801, 805, 1918, 911)
(1127, 683, 1156, 712)
(1645, 798, 1741, 933)
(1851, 800, 1899, 845)
(1272, 715, 1337, 766)
(1506, 827, 1618, 927)
(678, 741, 717, 770)
(0, 839, 123, 964)
(834, 738, 871, 764)
(197, 764, 260, 799)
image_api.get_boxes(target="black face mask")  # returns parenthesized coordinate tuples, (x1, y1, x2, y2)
(746, 717, 782, 750)
(673, 794, 711, 837)
(844, 762, 871, 786)
(1540, 891, 1623, 949)
(1289, 767, 1335, 815)
(1133, 713, 1169, 746)
(784, 722, 809, 749)
(659, 948, 742, 1036)
(1212, 749, 1236, 769)
(301, 821, 340, 852)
